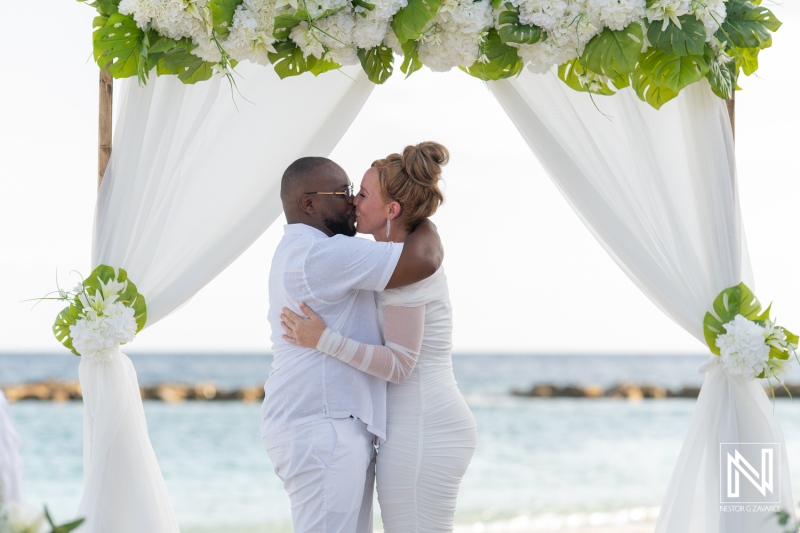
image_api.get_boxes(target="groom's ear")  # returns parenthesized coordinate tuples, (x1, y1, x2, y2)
(297, 194, 316, 215)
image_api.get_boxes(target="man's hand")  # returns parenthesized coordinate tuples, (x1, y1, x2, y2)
(385, 219, 443, 289)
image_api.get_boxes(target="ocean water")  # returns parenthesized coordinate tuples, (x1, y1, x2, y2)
(4, 353, 800, 532)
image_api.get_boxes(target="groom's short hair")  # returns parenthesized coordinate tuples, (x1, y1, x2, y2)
(281, 157, 340, 201)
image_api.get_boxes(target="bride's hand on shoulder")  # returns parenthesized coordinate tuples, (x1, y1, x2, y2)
(281, 302, 326, 349)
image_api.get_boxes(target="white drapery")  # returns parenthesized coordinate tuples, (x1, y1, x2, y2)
(489, 72, 794, 532)
(0, 390, 23, 504)
(77, 63, 374, 532)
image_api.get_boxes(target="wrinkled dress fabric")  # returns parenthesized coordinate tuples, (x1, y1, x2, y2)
(376, 268, 477, 532)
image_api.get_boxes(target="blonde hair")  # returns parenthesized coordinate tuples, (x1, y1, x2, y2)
(372, 141, 449, 229)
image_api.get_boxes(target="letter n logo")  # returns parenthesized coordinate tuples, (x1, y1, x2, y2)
(720, 443, 780, 504)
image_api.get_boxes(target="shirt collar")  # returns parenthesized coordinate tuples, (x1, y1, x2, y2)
(284, 223, 329, 239)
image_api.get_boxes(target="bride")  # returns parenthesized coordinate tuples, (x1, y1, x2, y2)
(280, 141, 477, 532)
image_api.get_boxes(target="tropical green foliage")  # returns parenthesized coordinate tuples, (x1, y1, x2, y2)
(78, 0, 782, 108)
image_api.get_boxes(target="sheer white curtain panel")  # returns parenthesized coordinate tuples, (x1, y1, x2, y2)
(76, 63, 374, 532)
(0, 390, 23, 504)
(489, 72, 794, 532)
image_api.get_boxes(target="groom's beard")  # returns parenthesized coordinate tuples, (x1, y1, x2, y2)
(324, 212, 356, 237)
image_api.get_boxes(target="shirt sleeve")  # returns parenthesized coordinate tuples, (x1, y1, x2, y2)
(315, 305, 425, 384)
(302, 235, 403, 303)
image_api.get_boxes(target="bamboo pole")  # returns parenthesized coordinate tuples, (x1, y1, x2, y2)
(726, 90, 735, 141)
(98, 69, 113, 189)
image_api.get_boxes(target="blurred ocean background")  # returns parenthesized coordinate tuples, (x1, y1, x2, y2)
(3, 353, 800, 532)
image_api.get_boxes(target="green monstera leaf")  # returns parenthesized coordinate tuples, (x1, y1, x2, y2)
(715, 0, 781, 50)
(391, 0, 438, 43)
(579, 22, 643, 79)
(631, 62, 678, 109)
(78, 0, 121, 17)
(209, 0, 244, 36)
(704, 46, 736, 99)
(93, 13, 146, 80)
(53, 303, 82, 356)
(703, 282, 767, 354)
(730, 46, 760, 76)
(639, 48, 709, 93)
(157, 45, 216, 84)
(400, 40, 423, 77)
(557, 58, 616, 95)
(461, 28, 523, 81)
(358, 45, 395, 84)
(647, 15, 705, 57)
(268, 40, 317, 78)
(497, 3, 545, 45)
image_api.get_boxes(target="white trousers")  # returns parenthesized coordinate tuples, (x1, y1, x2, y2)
(264, 417, 376, 533)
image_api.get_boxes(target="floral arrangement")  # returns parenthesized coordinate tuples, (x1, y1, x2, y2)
(702, 282, 798, 389)
(49, 265, 146, 361)
(0, 502, 83, 533)
(78, 0, 781, 108)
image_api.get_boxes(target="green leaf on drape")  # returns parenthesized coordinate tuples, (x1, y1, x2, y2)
(579, 22, 643, 79)
(358, 45, 395, 84)
(647, 15, 705, 57)
(461, 29, 522, 81)
(497, 4, 544, 45)
(631, 63, 678, 109)
(639, 48, 709, 93)
(400, 39, 423, 77)
(391, 0, 437, 43)
(715, 0, 781, 50)
(93, 13, 146, 80)
(209, 0, 244, 36)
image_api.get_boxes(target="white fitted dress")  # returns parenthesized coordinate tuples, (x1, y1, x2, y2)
(316, 267, 477, 531)
(377, 268, 477, 531)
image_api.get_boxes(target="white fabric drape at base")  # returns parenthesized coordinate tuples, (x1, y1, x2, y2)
(0, 390, 23, 504)
(77, 63, 374, 532)
(490, 72, 794, 532)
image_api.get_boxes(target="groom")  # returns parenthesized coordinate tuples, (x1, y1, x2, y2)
(261, 157, 442, 532)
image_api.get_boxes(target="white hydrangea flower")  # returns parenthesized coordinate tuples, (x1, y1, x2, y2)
(315, 11, 360, 65)
(513, 0, 568, 30)
(0, 503, 48, 533)
(516, 40, 579, 73)
(224, 5, 276, 64)
(291, 21, 326, 58)
(715, 314, 770, 381)
(352, 11, 393, 49)
(691, 0, 726, 40)
(418, 0, 493, 72)
(70, 277, 138, 362)
(383, 27, 404, 55)
(586, 0, 645, 31)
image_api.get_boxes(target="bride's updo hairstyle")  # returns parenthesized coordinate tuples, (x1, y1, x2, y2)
(372, 141, 449, 230)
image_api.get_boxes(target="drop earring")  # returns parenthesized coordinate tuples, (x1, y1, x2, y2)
(386, 218, 391, 238)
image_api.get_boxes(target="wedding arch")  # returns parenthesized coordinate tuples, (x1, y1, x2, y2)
(53, 0, 795, 531)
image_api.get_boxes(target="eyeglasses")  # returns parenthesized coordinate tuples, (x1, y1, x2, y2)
(305, 184, 354, 200)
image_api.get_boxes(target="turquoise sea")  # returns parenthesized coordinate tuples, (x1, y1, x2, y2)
(3, 353, 800, 532)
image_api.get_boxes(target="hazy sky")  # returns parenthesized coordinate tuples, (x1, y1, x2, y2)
(1, 1, 797, 356)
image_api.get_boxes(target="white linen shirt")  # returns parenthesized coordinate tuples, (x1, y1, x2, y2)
(261, 223, 403, 441)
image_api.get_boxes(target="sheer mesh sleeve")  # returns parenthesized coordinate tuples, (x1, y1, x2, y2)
(316, 305, 425, 384)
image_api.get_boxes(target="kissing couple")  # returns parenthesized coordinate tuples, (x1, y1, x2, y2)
(260, 141, 478, 532)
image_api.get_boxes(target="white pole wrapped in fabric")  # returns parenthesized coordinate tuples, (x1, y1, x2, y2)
(489, 72, 794, 532)
(77, 63, 374, 532)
